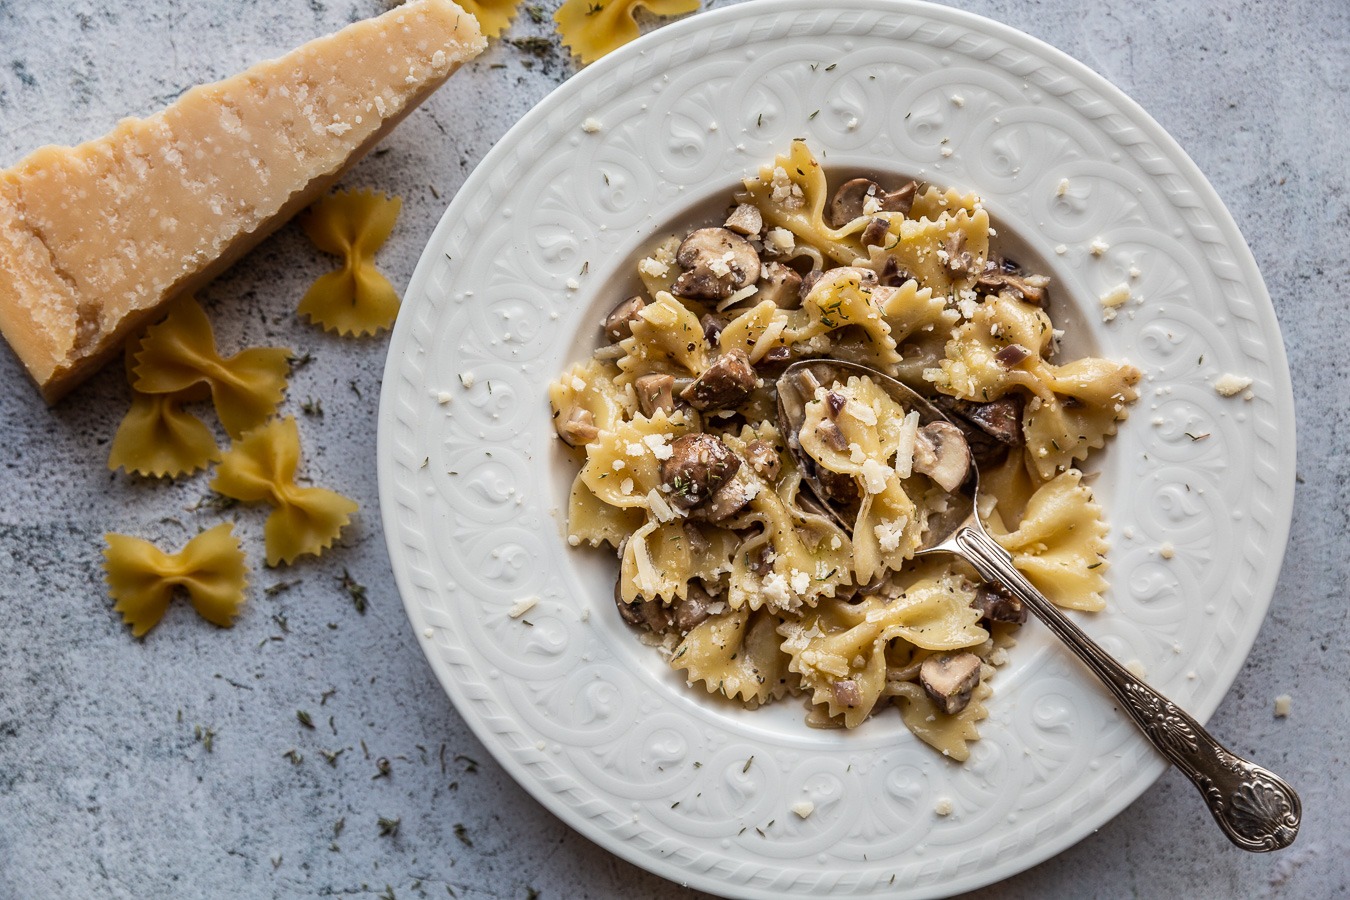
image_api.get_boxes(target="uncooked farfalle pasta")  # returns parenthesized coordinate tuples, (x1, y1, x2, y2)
(551, 141, 1139, 758)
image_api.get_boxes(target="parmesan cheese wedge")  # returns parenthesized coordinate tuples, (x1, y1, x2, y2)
(0, 0, 485, 402)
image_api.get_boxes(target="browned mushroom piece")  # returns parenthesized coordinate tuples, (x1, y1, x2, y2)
(974, 258, 1050, 305)
(919, 652, 983, 715)
(828, 178, 880, 227)
(557, 407, 598, 447)
(756, 261, 803, 308)
(972, 584, 1027, 626)
(660, 433, 742, 510)
(747, 543, 774, 576)
(879, 180, 917, 216)
(681, 349, 758, 411)
(994, 343, 1031, 368)
(690, 471, 757, 522)
(614, 579, 672, 633)
(602, 295, 646, 342)
(877, 256, 914, 287)
(744, 439, 781, 481)
(724, 203, 763, 236)
(634, 373, 676, 417)
(700, 312, 729, 347)
(672, 228, 761, 301)
(831, 678, 864, 710)
(860, 217, 891, 248)
(942, 231, 977, 276)
(912, 421, 971, 492)
(754, 344, 793, 377)
(798, 269, 824, 301)
(673, 581, 719, 632)
(954, 394, 1025, 446)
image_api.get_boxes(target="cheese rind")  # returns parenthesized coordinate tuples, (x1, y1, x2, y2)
(0, 0, 486, 402)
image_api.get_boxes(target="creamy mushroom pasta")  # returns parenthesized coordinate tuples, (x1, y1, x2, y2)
(550, 141, 1140, 759)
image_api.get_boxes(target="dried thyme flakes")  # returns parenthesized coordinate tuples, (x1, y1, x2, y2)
(296, 710, 315, 729)
(378, 816, 401, 837)
(340, 568, 368, 614)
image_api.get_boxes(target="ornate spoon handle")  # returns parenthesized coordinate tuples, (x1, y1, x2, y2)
(950, 525, 1301, 852)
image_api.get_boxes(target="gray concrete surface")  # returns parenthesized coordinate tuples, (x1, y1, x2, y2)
(0, 1, 1345, 897)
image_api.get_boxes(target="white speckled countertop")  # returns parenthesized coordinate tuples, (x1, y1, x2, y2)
(0, 1, 1345, 897)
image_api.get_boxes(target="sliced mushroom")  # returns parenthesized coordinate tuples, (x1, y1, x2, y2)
(602, 295, 646, 342)
(912, 421, 971, 492)
(557, 407, 598, 447)
(831, 678, 864, 709)
(634, 373, 676, 417)
(880, 180, 917, 216)
(614, 579, 671, 633)
(877, 256, 914, 287)
(681, 349, 758, 411)
(700, 313, 729, 347)
(861, 217, 891, 248)
(942, 231, 977, 277)
(755, 344, 793, 377)
(672, 228, 761, 301)
(691, 470, 757, 522)
(954, 395, 1025, 446)
(974, 258, 1050, 305)
(744, 439, 781, 481)
(972, 584, 1027, 626)
(919, 652, 982, 715)
(660, 433, 742, 510)
(994, 343, 1031, 368)
(798, 269, 824, 301)
(747, 543, 774, 576)
(724, 203, 763, 236)
(756, 261, 803, 309)
(829, 178, 879, 227)
(673, 581, 718, 632)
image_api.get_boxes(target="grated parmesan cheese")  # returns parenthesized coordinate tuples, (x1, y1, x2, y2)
(894, 410, 920, 478)
(638, 256, 670, 278)
(765, 227, 795, 255)
(861, 458, 891, 494)
(873, 517, 908, 552)
(761, 572, 791, 607)
(508, 596, 539, 618)
(791, 800, 816, 819)
(1213, 373, 1253, 397)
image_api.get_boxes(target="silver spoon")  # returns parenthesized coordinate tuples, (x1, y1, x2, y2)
(776, 359, 1300, 852)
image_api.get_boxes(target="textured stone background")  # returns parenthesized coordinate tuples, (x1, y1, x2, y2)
(0, 1, 1345, 898)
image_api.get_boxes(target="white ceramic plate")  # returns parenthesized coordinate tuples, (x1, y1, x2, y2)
(377, 1, 1295, 896)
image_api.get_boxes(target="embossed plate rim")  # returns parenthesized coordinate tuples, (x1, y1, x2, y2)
(377, 1, 1295, 896)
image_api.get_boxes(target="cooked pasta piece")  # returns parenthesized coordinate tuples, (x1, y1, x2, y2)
(103, 523, 248, 637)
(108, 337, 219, 478)
(671, 606, 791, 705)
(298, 189, 403, 336)
(210, 417, 358, 566)
(132, 297, 291, 438)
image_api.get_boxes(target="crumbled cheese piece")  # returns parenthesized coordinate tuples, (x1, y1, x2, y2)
(638, 256, 670, 278)
(565, 277, 580, 290)
(508, 596, 539, 618)
(625, 442, 645, 457)
(1055, 178, 1070, 197)
(862, 194, 882, 216)
(940, 146, 954, 158)
(1213, 373, 1253, 397)
(769, 166, 805, 209)
(571, 375, 587, 391)
(1054, 243, 1068, 255)
(848, 442, 867, 465)
(647, 489, 678, 523)
(707, 253, 733, 278)
(581, 117, 602, 133)
(1129, 264, 1142, 279)
(873, 517, 909, 552)
(861, 458, 891, 494)
(848, 399, 877, 426)
(790, 570, 811, 594)
(325, 121, 352, 136)
(1124, 659, 1148, 679)
(956, 292, 979, 320)
(620, 478, 634, 495)
(1089, 238, 1110, 256)
(988, 647, 1009, 667)
(846, 116, 859, 131)
(951, 94, 965, 107)
(1273, 694, 1291, 718)
(743, 480, 763, 501)
(567, 534, 581, 546)
(830, 535, 842, 550)
(1099, 283, 1132, 321)
(611, 459, 625, 471)
(459, 371, 475, 388)
(643, 433, 673, 460)
(1159, 542, 1175, 560)
(791, 800, 816, 819)
(761, 572, 791, 606)
(934, 798, 954, 816)
(765, 227, 795, 254)
(437, 390, 452, 405)
(894, 410, 920, 478)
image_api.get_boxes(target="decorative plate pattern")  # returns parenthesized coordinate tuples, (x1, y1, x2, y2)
(376, 2, 1295, 896)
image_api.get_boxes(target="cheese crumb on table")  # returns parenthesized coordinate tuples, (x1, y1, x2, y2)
(934, 798, 954, 816)
(790, 800, 815, 819)
(1159, 542, 1175, 559)
(508, 596, 539, 619)
(581, 117, 603, 133)
(1099, 283, 1132, 321)
(1273, 694, 1292, 718)
(1213, 373, 1254, 397)
(1089, 238, 1111, 256)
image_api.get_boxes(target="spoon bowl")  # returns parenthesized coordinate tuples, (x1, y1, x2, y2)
(775, 358, 1301, 853)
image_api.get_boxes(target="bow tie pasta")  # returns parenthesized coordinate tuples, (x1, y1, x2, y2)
(550, 142, 1138, 757)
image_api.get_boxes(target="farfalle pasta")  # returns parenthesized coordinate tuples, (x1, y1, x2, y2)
(454, 0, 522, 38)
(103, 523, 249, 637)
(551, 142, 1139, 755)
(210, 416, 358, 566)
(109, 336, 219, 478)
(133, 297, 291, 438)
(298, 189, 403, 336)
(555, 0, 700, 65)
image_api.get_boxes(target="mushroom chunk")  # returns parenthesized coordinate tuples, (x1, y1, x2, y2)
(942, 231, 977, 277)
(972, 584, 1027, 626)
(700, 313, 729, 346)
(756, 261, 803, 309)
(673, 581, 719, 633)
(660, 433, 742, 510)
(557, 407, 598, 447)
(672, 228, 761, 301)
(614, 579, 671, 633)
(755, 344, 793, 377)
(744, 439, 781, 481)
(860, 217, 891, 248)
(798, 269, 824, 301)
(974, 258, 1050, 305)
(634, 373, 676, 417)
(912, 421, 972, 492)
(955, 395, 1025, 446)
(919, 652, 983, 715)
(994, 344, 1031, 368)
(831, 678, 864, 710)
(724, 203, 763, 236)
(828, 178, 918, 227)
(681, 349, 758, 411)
(691, 471, 757, 522)
(602, 295, 646, 342)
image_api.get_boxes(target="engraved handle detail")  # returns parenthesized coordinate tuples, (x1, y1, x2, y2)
(952, 525, 1301, 852)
